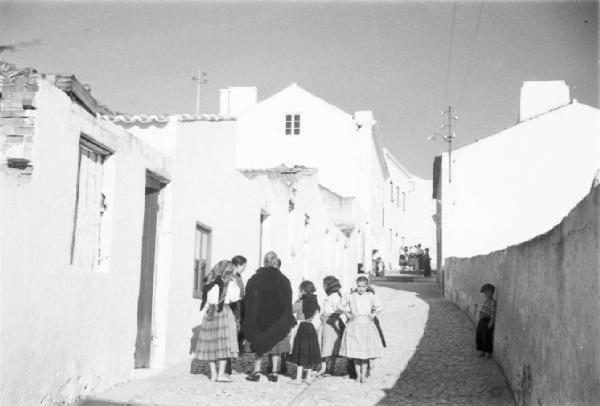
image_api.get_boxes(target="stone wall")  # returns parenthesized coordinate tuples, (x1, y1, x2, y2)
(0, 70, 39, 173)
(444, 185, 600, 406)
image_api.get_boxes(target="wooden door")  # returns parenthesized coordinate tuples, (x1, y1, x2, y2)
(134, 179, 161, 368)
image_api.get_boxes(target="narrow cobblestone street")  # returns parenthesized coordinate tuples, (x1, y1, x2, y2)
(79, 279, 514, 406)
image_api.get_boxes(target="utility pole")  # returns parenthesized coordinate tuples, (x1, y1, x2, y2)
(429, 105, 458, 182)
(192, 71, 208, 115)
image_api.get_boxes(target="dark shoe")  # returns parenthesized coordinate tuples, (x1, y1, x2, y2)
(246, 372, 261, 382)
(267, 373, 279, 382)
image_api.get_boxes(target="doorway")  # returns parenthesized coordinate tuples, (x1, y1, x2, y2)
(134, 174, 164, 368)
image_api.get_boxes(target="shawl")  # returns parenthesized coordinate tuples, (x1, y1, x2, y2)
(301, 293, 320, 319)
(241, 266, 295, 355)
(200, 276, 225, 313)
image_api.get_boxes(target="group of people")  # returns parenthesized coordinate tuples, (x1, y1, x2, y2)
(399, 244, 432, 278)
(193, 251, 385, 384)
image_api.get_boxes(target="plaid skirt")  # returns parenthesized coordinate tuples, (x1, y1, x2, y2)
(195, 305, 239, 361)
(340, 315, 383, 360)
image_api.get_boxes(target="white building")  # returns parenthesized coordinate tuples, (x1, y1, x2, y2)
(384, 149, 436, 270)
(434, 80, 600, 264)
(227, 83, 395, 273)
(1, 64, 436, 405)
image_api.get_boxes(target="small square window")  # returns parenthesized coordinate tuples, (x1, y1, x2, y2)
(285, 113, 301, 135)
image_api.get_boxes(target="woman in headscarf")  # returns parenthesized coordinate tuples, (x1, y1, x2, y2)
(195, 260, 239, 382)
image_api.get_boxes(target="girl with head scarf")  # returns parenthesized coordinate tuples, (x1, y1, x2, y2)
(195, 260, 239, 382)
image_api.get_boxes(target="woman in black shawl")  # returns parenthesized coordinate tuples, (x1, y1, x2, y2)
(242, 252, 295, 382)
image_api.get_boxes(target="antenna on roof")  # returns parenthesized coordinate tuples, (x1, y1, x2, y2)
(192, 70, 208, 115)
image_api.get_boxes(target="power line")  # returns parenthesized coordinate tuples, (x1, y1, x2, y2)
(442, 0, 457, 105)
(458, 0, 485, 111)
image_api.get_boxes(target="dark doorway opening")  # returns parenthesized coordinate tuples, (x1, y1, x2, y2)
(134, 174, 164, 368)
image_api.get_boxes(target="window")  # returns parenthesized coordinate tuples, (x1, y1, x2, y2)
(396, 186, 400, 208)
(193, 224, 211, 298)
(402, 192, 406, 212)
(390, 181, 394, 202)
(285, 113, 301, 135)
(70, 136, 112, 269)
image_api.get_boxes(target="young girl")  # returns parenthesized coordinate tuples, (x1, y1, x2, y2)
(317, 276, 344, 376)
(476, 283, 496, 359)
(195, 260, 240, 382)
(288, 280, 322, 384)
(338, 275, 384, 383)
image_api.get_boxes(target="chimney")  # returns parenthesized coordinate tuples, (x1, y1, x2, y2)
(219, 87, 257, 118)
(354, 110, 377, 129)
(519, 81, 570, 122)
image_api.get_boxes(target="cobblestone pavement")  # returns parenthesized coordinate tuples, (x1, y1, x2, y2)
(79, 279, 514, 406)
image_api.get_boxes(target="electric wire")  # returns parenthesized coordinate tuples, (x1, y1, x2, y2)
(442, 0, 457, 106)
(458, 0, 485, 112)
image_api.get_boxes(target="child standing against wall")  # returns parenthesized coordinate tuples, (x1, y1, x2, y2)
(289, 280, 322, 384)
(476, 283, 496, 359)
(339, 275, 384, 383)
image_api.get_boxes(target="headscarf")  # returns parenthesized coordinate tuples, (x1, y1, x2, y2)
(324, 277, 342, 297)
(200, 276, 225, 313)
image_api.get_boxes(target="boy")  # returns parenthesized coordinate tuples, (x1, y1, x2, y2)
(476, 283, 496, 359)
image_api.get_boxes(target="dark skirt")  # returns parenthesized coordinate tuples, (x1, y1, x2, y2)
(476, 317, 494, 353)
(289, 321, 321, 367)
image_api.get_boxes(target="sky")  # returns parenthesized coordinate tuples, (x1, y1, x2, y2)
(1, 0, 598, 179)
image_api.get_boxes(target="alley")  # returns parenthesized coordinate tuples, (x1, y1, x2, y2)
(79, 279, 513, 406)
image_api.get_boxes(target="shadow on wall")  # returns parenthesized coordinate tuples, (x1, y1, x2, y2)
(373, 280, 515, 406)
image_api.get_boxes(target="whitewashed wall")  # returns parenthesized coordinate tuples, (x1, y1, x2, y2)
(0, 80, 172, 406)
(233, 85, 390, 273)
(440, 102, 600, 259)
(384, 150, 436, 269)
(127, 119, 264, 366)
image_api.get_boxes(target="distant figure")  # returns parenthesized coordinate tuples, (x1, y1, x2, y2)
(376, 258, 385, 277)
(423, 248, 432, 278)
(415, 244, 424, 273)
(476, 284, 497, 359)
(242, 251, 295, 382)
(371, 250, 380, 276)
(289, 280, 321, 384)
